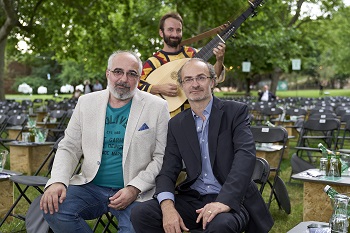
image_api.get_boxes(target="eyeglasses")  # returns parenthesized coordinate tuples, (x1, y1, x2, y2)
(108, 68, 139, 80)
(181, 75, 211, 85)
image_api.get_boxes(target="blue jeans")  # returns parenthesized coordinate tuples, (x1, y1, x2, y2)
(43, 182, 138, 233)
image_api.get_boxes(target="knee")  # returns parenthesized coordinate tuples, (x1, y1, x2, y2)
(130, 202, 150, 223)
(207, 217, 236, 233)
(206, 212, 249, 233)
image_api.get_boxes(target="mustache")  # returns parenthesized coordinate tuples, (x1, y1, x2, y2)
(114, 81, 130, 88)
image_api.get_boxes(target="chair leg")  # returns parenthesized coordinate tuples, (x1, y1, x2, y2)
(0, 185, 30, 227)
(92, 212, 118, 233)
(0, 184, 44, 228)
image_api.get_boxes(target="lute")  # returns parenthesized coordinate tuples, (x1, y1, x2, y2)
(146, 0, 264, 112)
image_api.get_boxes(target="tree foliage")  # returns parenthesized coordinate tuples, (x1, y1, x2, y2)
(1, 0, 350, 99)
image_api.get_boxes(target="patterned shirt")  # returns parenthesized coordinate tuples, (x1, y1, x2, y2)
(139, 46, 197, 117)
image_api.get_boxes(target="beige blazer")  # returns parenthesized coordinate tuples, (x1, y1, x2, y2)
(46, 89, 170, 202)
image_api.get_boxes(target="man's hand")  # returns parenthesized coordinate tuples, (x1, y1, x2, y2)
(213, 42, 226, 63)
(40, 183, 67, 214)
(161, 200, 189, 233)
(108, 186, 140, 210)
(196, 202, 231, 230)
(151, 83, 178, 97)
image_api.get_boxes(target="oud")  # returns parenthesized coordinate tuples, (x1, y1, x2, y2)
(146, 0, 264, 112)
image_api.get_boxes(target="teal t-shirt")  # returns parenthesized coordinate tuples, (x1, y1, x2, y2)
(92, 101, 131, 188)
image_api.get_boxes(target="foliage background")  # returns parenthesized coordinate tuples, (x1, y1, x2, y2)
(1, 0, 350, 99)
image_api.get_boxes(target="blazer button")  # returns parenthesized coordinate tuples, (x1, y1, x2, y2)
(97, 161, 101, 165)
(85, 179, 88, 183)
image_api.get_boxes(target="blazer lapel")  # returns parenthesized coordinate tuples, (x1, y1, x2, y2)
(183, 111, 202, 164)
(95, 90, 110, 157)
(123, 90, 143, 164)
(208, 97, 224, 167)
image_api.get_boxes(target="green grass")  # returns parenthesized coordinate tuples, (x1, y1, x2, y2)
(214, 88, 350, 99)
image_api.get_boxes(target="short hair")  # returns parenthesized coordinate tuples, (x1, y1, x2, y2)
(177, 58, 217, 85)
(107, 50, 142, 75)
(159, 12, 183, 31)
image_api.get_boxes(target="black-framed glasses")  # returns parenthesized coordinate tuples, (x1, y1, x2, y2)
(181, 75, 211, 85)
(108, 68, 139, 80)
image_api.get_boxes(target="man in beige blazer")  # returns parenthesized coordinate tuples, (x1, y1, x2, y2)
(40, 50, 170, 233)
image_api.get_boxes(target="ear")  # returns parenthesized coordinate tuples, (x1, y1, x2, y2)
(159, 29, 164, 38)
(106, 70, 110, 79)
(210, 78, 216, 88)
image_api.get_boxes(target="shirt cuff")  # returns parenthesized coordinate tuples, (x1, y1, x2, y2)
(157, 192, 175, 204)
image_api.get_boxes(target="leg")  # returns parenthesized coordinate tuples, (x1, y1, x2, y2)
(43, 183, 112, 233)
(130, 199, 164, 233)
(204, 205, 250, 233)
(109, 201, 139, 233)
(131, 194, 203, 233)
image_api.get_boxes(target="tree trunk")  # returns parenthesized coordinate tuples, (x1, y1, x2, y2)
(270, 67, 282, 95)
(236, 78, 244, 92)
(0, 38, 6, 100)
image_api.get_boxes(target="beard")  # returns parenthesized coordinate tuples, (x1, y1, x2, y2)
(108, 79, 137, 100)
(163, 33, 182, 48)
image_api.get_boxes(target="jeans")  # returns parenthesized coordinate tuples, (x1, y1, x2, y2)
(43, 182, 138, 233)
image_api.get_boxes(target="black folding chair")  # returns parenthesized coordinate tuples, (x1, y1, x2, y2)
(47, 109, 74, 142)
(92, 212, 119, 233)
(261, 107, 283, 123)
(0, 114, 27, 150)
(0, 136, 63, 229)
(251, 157, 270, 194)
(295, 118, 341, 162)
(250, 125, 291, 214)
(44, 110, 67, 142)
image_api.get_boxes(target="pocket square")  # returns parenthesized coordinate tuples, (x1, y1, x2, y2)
(138, 123, 149, 131)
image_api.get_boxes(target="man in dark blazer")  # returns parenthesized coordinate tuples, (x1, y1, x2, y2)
(131, 58, 273, 233)
(258, 84, 277, 102)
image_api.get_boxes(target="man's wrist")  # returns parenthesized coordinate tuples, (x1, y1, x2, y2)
(160, 199, 174, 211)
(126, 185, 141, 196)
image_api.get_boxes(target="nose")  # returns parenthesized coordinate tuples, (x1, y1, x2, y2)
(191, 78, 201, 86)
(119, 72, 129, 81)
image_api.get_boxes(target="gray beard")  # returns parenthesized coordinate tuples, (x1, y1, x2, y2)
(108, 81, 137, 100)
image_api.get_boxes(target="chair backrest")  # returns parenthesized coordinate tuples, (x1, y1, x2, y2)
(297, 118, 341, 150)
(308, 112, 337, 119)
(5, 114, 28, 140)
(7, 114, 27, 127)
(250, 126, 288, 172)
(261, 107, 283, 121)
(252, 157, 270, 193)
(310, 108, 334, 115)
(285, 108, 307, 117)
(7, 109, 23, 116)
(302, 118, 340, 132)
(49, 109, 67, 120)
(250, 125, 288, 144)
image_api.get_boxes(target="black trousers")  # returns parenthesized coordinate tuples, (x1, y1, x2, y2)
(131, 193, 249, 233)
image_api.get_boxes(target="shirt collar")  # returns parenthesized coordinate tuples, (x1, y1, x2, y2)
(191, 97, 213, 119)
